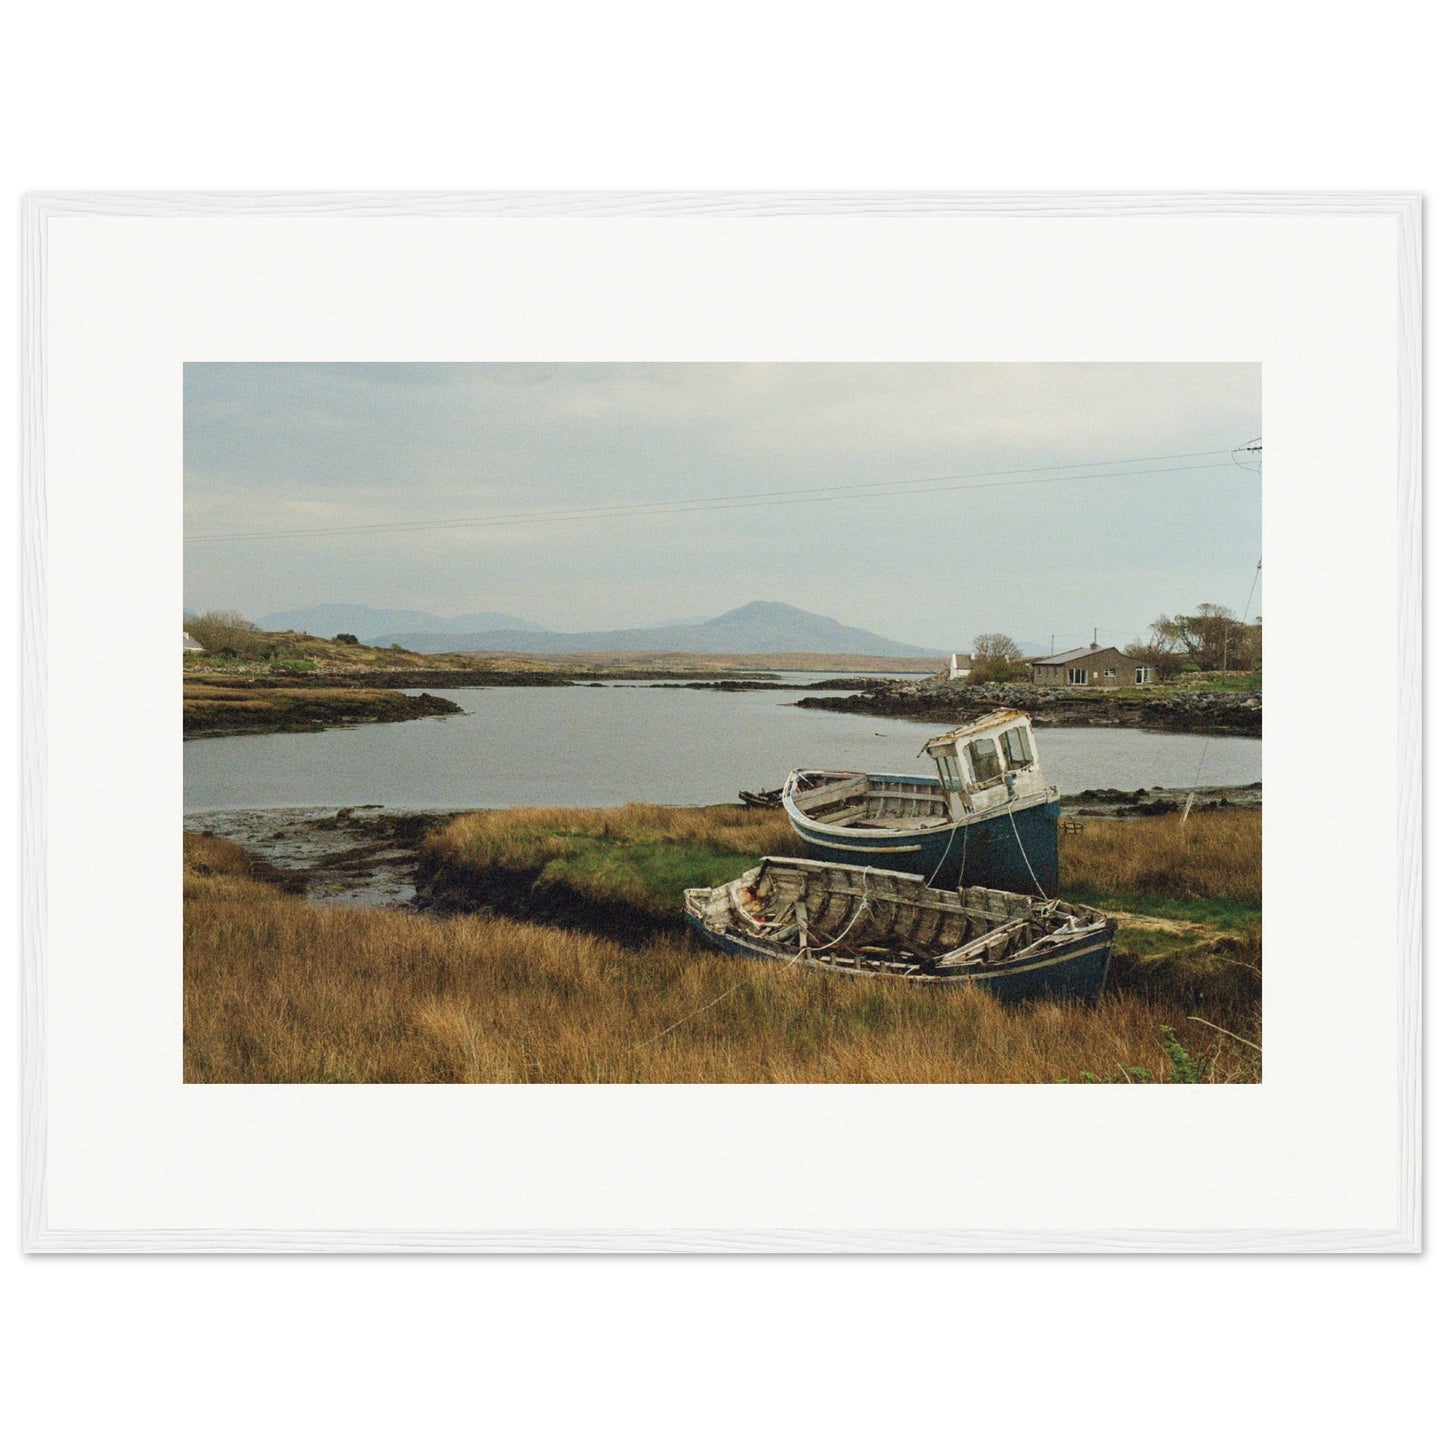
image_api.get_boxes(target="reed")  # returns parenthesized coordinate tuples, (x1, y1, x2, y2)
(185, 831, 1260, 1085)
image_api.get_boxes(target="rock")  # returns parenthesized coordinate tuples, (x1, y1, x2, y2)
(796, 678, 1261, 737)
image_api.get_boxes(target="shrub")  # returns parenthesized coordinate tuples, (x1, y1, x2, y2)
(188, 610, 263, 657)
(1160, 1025, 1201, 1083)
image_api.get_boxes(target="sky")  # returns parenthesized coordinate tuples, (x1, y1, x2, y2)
(184, 363, 1262, 654)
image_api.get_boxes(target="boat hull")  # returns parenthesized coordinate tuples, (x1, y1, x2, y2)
(782, 772, 1061, 896)
(684, 898, 1112, 1004)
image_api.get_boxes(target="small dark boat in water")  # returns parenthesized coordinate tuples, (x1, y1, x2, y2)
(782, 709, 1060, 895)
(684, 857, 1115, 1003)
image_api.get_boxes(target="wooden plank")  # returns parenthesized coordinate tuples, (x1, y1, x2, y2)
(792, 775, 866, 808)
(813, 802, 869, 824)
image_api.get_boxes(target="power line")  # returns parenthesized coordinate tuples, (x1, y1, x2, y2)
(186, 449, 1242, 545)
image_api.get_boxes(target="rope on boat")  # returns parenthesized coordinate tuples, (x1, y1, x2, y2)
(1006, 804, 1048, 899)
(794, 869, 875, 956)
(630, 870, 876, 1053)
(925, 816, 966, 889)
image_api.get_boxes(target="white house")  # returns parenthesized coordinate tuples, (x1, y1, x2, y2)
(948, 652, 972, 680)
(183, 631, 204, 653)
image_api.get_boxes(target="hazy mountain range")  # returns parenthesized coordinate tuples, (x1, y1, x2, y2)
(256, 603, 546, 638)
(260, 600, 940, 657)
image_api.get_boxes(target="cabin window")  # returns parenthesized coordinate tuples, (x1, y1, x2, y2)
(1135, 666, 1151, 684)
(968, 738, 1002, 785)
(1103, 668, 1115, 680)
(935, 750, 964, 791)
(1068, 667, 1088, 684)
(1001, 725, 1033, 768)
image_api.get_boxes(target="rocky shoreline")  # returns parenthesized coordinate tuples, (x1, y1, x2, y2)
(182, 666, 915, 739)
(184, 680, 463, 738)
(1061, 783, 1261, 818)
(796, 678, 1262, 737)
(184, 807, 464, 905)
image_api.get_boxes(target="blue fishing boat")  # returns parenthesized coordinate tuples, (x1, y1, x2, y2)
(781, 709, 1060, 895)
(684, 857, 1114, 1003)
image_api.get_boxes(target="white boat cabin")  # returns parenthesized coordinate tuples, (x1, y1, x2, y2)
(923, 708, 1050, 821)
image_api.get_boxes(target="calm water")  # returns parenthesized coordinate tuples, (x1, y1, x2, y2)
(184, 683, 1262, 813)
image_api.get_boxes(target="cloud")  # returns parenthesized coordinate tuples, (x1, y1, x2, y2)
(184, 363, 1261, 648)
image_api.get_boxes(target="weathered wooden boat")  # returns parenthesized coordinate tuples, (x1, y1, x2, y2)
(738, 786, 784, 809)
(684, 857, 1115, 1003)
(781, 709, 1061, 895)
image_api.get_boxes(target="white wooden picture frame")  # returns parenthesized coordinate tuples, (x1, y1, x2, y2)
(21, 193, 1421, 1252)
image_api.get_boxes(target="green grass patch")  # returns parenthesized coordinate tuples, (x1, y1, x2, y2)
(1063, 886, 1261, 931)
(1113, 924, 1201, 958)
(1099, 677, 1260, 701)
(538, 839, 771, 916)
(425, 803, 798, 919)
(1195, 673, 1262, 693)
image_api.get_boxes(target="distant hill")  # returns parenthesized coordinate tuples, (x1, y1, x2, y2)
(255, 603, 545, 641)
(379, 600, 939, 658)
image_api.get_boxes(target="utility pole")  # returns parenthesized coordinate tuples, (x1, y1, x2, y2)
(1222, 440, 1263, 674)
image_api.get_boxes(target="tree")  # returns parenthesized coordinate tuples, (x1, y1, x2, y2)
(1188, 603, 1237, 671)
(969, 633, 1026, 683)
(187, 610, 262, 656)
(1138, 605, 1262, 675)
(1125, 637, 1181, 680)
(1223, 615, 1262, 672)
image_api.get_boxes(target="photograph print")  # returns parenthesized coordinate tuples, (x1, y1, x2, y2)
(183, 362, 1262, 1085)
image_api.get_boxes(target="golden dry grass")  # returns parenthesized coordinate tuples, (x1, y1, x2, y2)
(1061, 810, 1261, 920)
(184, 682, 400, 711)
(434, 802, 795, 868)
(185, 830, 1260, 1085)
(1064, 809, 1260, 901)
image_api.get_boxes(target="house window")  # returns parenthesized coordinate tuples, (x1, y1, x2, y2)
(968, 739, 1002, 785)
(1103, 668, 1115, 680)
(1001, 726, 1033, 768)
(1068, 667, 1088, 684)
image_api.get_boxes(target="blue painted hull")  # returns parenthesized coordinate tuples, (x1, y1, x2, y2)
(684, 909, 1113, 1005)
(783, 774, 1061, 896)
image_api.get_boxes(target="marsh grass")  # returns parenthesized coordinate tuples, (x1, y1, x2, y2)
(424, 804, 797, 918)
(428, 803, 1261, 927)
(185, 821, 1261, 1085)
(1061, 811, 1260, 915)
